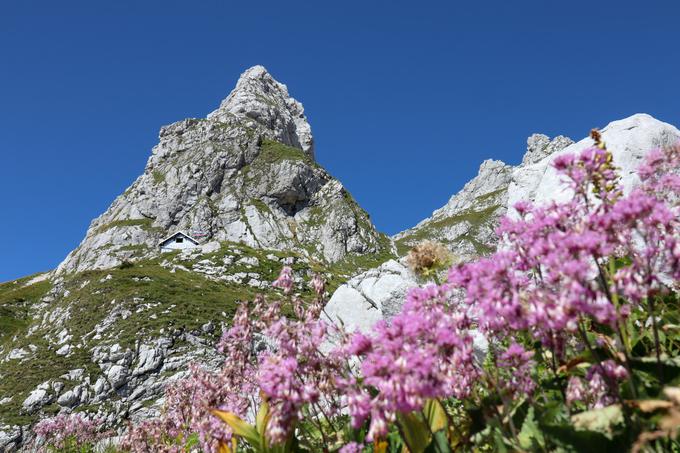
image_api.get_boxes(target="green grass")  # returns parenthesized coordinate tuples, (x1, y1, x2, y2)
(248, 198, 272, 215)
(395, 204, 502, 256)
(257, 139, 314, 165)
(95, 218, 163, 235)
(0, 241, 332, 424)
(0, 255, 265, 425)
(152, 170, 166, 184)
(0, 276, 51, 344)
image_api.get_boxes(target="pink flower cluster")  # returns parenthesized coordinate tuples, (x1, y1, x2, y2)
(497, 342, 536, 398)
(34, 413, 105, 451)
(566, 360, 628, 409)
(112, 143, 679, 451)
(257, 272, 342, 443)
(449, 144, 680, 358)
(272, 265, 294, 294)
(339, 284, 479, 440)
(121, 361, 256, 452)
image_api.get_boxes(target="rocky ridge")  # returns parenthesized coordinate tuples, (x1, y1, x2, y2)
(0, 66, 396, 451)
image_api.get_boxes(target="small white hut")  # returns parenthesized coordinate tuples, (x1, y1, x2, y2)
(158, 231, 200, 253)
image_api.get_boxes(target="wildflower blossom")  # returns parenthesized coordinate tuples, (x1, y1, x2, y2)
(406, 240, 452, 276)
(341, 284, 479, 440)
(34, 413, 105, 452)
(272, 266, 294, 294)
(311, 273, 325, 296)
(566, 376, 586, 406)
(339, 441, 364, 453)
(497, 342, 536, 398)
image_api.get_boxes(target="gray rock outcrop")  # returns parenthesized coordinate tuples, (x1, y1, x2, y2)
(324, 259, 418, 333)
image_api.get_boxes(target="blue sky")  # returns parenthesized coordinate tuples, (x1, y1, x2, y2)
(2, 0, 679, 281)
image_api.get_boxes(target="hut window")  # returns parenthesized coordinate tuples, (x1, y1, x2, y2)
(176, 237, 184, 243)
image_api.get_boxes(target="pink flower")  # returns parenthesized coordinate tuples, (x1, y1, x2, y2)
(34, 413, 106, 451)
(272, 266, 294, 294)
(339, 441, 364, 453)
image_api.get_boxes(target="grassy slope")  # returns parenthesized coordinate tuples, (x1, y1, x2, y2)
(0, 238, 395, 427)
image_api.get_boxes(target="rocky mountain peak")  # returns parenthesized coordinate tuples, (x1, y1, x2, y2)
(394, 113, 679, 260)
(522, 133, 574, 165)
(55, 66, 386, 275)
(208, 65, 314, 157)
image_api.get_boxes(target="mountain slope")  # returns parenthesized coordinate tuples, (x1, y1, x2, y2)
(394, 134, 573, 258)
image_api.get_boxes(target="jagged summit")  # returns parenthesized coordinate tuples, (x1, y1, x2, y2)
(56, 66, 385, 274)
(209, 65, 314, 157)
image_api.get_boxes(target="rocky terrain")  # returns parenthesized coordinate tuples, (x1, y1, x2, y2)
(1, 63, 679, 451)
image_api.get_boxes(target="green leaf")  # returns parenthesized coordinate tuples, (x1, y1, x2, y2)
(397, 411, 432, 453)
(424, 430, 452, 453)
(492, 427, 508, 453)
(256, 400, 269, 434)
(570, 405, 624, 439)
(631, 356, 680, 383)
(184, 432, 200, 449)
(540, 422, 620, 453)
(212, 409, 262, 450)
(422, 399, 448, 433)
(518, 407, 545, 450)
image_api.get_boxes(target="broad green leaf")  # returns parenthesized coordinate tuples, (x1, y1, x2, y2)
(570, 405, 623, 439)
(492, 427, 508, 453)
(211, 409, 262, 450)
(397, 411, 432, 453)
(256, 400, 270, 434)
(540, 422, 621, 453)
(518, 407, 545, 450)
(424, 430, 452, 453)
(422, 399, 448, 433)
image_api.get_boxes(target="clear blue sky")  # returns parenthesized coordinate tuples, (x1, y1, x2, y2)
(2, 0, 679, 281)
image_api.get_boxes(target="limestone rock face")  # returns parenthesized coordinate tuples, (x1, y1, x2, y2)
(56, 65, 385, 274)
(324, 259, 418, 333)
(508, 114, 680, 211)
(395, 114, 679, 259)
(522, 133, 574, 165)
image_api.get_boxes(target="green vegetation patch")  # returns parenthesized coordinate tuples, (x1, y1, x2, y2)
(395, 204, 502, 256)
(256, 139, 313, 165)
(95, 218, 164, 235)
(152, 170, 166, 184)
(0, 276, 51, 344)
